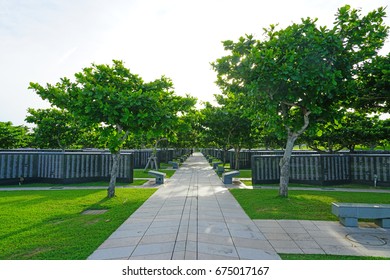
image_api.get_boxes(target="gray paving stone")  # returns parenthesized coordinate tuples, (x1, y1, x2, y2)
(139, 233, 177, 244)
(313, 237, 353, 247)
(269, 240, 301, 250)
(227, 222, 260, 232)
(283, 227, 309, 234)
(287, 233, 314, 241)
(258, 226, 286, 234)
(197, 242, 239, 258)
(321, 245, 362, 256)
(236, 247, 281, 260)
(87, 246, 135, 260)
(171, 250, 185, 260)
(277, 220, 303, 227)
(197, 233, 234, 246)
(129, 252, 173, 260)
(232, 237, 274, 250)
(109, 228, 147, 239)
(197, 253, 239, 260)
(148, 220, 181, 228)
(99, 236, 141, 249)
(131, 242, 175, 257)
(294, 240, 322, 249)
(184, 251, 198, 260)
(253, 220, 281, 228)
(230, 229, 266, 239)
(301, 248, 326, 254)
(263, 232, 293, 241)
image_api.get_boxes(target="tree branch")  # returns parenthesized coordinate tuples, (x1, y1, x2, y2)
(296, 107, 311, 136)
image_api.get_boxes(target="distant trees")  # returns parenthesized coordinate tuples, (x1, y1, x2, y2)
(200, 93, 259, 169)
(0, 121, 31, 149)
(25, 108, 101, 150)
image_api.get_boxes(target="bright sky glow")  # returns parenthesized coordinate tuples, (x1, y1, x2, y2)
(1, 0, 389, 125)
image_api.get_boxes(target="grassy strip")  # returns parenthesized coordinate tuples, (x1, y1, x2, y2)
(242, 180, 387, 190)
(230, 189, 390, 220)
(0, 188, 156, 259)
(280, 254, 390, 260)
(0, 180, 149, 188)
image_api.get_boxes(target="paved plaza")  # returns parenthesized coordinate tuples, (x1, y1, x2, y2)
(87, 153, 390, 260)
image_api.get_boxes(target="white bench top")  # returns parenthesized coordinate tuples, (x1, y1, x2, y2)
(148, 170, 166, 176)
(332, 202, 390, 209)
(224, 171, 240, 176)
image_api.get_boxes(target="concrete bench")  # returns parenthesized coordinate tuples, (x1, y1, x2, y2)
(217, 166, 225, 175)
(331, 202, 390, 228)
(222, 171, 240, 184)
(168, 161, 179, 169)
(148, 170, 166, 184)
(212, 162, 222, 169)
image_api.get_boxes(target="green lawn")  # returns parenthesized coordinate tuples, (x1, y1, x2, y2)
(0, 188, 156, 259)
(230, 189, 390, 220)
(237, 169, 251, 178)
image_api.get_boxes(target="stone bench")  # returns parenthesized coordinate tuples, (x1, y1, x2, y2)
(148, 170, 166, 184)
(222, 171, 240, 184)
(331, 202, 390, 228)
(212, 162, 222, 169)
(217, 166, 225, 175)
(168, 161, 179, 169)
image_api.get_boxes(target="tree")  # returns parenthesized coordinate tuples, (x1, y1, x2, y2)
(354, 53, 390, 113)
(303, 112, 389, 152)
(29, 60, 195, 198)
(212, 5, 389, 197)
(173, 110, 202, 149)
(0, 121, 31, 149)
(25, 108, 100, 150)
(214, 93, 259, 170)
(200, 94, 258, 169)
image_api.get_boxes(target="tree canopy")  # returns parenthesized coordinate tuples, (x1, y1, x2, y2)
(0, 121, 31, 149)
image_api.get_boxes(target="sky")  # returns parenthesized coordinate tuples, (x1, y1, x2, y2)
(1, 0, 389, 126)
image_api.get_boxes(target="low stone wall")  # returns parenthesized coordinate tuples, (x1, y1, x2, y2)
(252, 154, 390, 187)
(0, 151, 133, 185)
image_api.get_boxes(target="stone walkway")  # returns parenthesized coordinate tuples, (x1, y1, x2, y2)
(87, 152, 390, 260)
(88, 152, 281, 260)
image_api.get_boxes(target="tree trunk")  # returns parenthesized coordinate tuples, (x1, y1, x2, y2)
(279, 134, 297, 197)
(279, 105, 311, 197)
(107, 152, 120, 198)
(234, 147, 241, 170)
